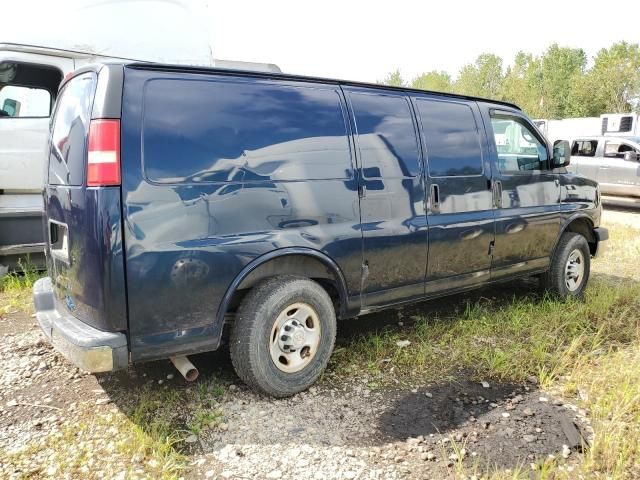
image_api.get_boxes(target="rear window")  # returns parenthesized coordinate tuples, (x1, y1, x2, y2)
(142, 79, 352, 183)
(48, 72, 97, 186)
(571, 140, 598, 157)
(416, 99, 483, 177)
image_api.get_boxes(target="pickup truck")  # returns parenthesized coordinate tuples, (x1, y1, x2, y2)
(569, 136, 640, 206)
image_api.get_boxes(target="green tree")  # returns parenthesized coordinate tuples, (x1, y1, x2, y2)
(379, 69, 405, 87)
(411, 70, 453, 93)
(585, 42, 640, 114)
(500, 51, 544, 117)
(454, 54, 504, 99)
(538, 44, 587, 118)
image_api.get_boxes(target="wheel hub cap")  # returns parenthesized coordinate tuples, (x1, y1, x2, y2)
(270, 302, 321, 373)
(564, 249, 585, 292)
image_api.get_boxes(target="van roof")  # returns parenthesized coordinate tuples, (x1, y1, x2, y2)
(120, 61, 522, 111)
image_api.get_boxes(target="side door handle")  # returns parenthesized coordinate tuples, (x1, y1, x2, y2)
(430, 184, 440, 212)
(493, 180, 503, 208)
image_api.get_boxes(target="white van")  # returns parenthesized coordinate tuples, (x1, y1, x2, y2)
(0, 1, 279, 274)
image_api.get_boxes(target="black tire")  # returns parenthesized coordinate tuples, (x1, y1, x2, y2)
(541, 232, 591, 299)
(229, 275, 337, 397)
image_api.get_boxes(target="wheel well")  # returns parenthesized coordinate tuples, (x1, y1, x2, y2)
(564, 217, 596, 255)
(226, 255, 344, 316)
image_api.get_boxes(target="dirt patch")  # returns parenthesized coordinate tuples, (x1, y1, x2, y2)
(379, 380, 589, 470)
(168, 376, 589, 479)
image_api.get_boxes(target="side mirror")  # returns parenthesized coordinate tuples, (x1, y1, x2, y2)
(623, 151, 640, 162)
(552, 140, 571, 168)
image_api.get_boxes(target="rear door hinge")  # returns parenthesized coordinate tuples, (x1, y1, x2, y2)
(488, 240, 495, 256)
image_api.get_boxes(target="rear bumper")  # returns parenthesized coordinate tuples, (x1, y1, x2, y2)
(593, 227, 608, 258)
(32, 277, 128, 372)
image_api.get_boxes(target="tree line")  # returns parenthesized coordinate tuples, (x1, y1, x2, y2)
(381, 42, 640, 119)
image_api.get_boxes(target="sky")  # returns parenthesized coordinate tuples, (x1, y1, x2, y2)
(4, 0, 640, 83)
(206, 0, 640, 82)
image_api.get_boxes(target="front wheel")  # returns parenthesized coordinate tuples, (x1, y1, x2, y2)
(541, 232, 591, 299)
(230, 276, 337, 397)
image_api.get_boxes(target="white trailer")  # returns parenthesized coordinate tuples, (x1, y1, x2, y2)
(534, 113, 639, 144)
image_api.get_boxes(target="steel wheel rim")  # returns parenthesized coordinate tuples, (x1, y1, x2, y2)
(269, 302, 321, 373)
(565, 248, 585, 292)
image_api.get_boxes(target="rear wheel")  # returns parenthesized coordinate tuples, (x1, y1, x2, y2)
(230, 275, 337, 397)
(541, 232, 590, 299)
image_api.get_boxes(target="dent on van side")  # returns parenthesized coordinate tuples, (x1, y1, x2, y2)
(33, 63, 608, 397)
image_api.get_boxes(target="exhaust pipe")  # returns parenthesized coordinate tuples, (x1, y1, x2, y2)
(170, 356, 199, 381)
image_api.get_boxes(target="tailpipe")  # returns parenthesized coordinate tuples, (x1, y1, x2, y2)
(170, 356, 199, 381)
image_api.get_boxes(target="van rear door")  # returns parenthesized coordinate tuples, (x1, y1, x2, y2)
(44, 65, 127, 333)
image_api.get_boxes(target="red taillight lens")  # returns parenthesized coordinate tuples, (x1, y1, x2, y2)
(87, 119, 121, 186)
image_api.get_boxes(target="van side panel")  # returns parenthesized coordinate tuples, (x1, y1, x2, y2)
(120, 67, 362, 361)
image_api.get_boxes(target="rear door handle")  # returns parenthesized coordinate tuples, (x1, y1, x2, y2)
(430, 184, 440, 211)
(493, 180, 503, 208)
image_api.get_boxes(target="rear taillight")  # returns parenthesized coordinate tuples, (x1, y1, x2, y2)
(87, 119, 121, 186)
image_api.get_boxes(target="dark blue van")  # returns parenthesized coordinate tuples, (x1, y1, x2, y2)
(33, 63, 608, 396)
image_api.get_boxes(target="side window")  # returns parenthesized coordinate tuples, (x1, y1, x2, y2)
(0, 62, 62, 118)
(604, 141, 638, 159)
(490, 115, 549, 173)
(48, 72, 97, 186)
(416, 99, 483, 177)
(571, 140, 597, 157)
(0, 85, 50, 117)
(349, 92, 420, 178)
(143, 79, 352, 183)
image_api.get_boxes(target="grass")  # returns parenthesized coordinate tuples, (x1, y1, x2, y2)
(0, 256, 42, 315)
(330, 281, 639, 389)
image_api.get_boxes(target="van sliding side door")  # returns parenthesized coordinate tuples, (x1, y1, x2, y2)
(343, 86, 428, 308)
(413, 96, 495, 294)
